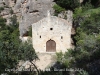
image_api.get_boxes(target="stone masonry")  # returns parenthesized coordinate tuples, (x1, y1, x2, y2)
(32, 11, 72, 53)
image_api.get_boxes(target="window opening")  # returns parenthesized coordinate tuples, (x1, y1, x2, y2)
(50, 28, 53, 30)
(61, 36, 63, 39)
(40, 35, 41, 38)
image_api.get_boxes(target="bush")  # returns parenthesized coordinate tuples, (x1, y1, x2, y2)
(10, 15, 19, 27)
(28, 27, 32, 37)
(18, 42, 38, 61)
(73, 7, 83, 19)
(54, 0, 80, 10)
(0, 7, 4, 12)
(0, 17, 6, 31)
(53, 4, 65, 14)
(10, 8, 14, 14)
(82, 1, 94, 11)
(84, 0, 100, 7)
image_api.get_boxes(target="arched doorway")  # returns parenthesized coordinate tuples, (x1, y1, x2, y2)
(46, 40, 56, 52)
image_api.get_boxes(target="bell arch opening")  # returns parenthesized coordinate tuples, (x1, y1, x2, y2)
(46, 39, 56, 52)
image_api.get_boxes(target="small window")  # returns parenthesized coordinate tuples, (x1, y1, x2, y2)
(40, 35, 41, 38)
(50, 28, 53, 30)
(61, 36, 63, 39)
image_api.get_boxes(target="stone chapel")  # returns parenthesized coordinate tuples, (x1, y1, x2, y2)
(32, 11, 73, 53)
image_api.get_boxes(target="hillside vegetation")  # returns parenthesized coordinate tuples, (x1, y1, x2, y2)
(53, 0, 100, 75)
(0, 15, 38, 74)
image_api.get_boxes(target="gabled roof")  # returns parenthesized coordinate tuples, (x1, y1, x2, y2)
(32, 16, 71, 25)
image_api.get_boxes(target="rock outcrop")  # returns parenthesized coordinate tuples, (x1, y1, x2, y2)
(18, 0, 55, 36)
(0, 0, 75, 36)
(0, 0, 55, 36)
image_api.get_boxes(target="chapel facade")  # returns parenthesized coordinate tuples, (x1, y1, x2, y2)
(32, 11, 73, 53)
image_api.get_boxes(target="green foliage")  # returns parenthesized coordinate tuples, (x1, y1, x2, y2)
(0, 30, 19, 73)
(0, 7, 4, 10)
(0, 16, 20, 73)
(10, 8, 14, 14)
(91, 0, 100, 7)
(77, 70, 89, 75)
(84, 7, 100, 15)
(53, 4, 65, 13)
(0, 7, 4, 12)
(73, 7, 83, 18)
(56, 50, 75, 68)
(73, 1, 100, 31)
(73, 7, 100, 74)
(82, 1, 94, 11)
(10, 28, 20, 45)
(28, 26, 32, 37)
(56, 52, 63, 63)
(0, 17, 6, 30)
(0, 16, 37, 74)
(74, 12, 100, 59)
(73, 3, 93, 27)
(56, 1, 100, 74)
(73, 1, 94, 19)
(18, 42, 38, 61)
(53, 4, 65, 15)
(0, 30, 10, 41)
(80, 13, 100, 34)
(54, 0, 80, 10)
(10, 15, 19, 27)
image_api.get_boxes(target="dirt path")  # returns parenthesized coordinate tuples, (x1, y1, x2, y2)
(18, 53, 57, 71)
(34, 53, 56, 70)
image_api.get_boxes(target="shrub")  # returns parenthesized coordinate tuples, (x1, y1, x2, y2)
(0, 7, 4, 12)
(10, 15, 19, 29)
(82, 1, 94, 11)
(53, 4, 65, 14)
(28, 27, 32, 37)
(54, 0, 80, 10)
(10, 8, 14, 14)
(0, 17, 6, 31)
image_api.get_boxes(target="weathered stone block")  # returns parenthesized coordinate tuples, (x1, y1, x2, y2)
(32, 12, 72, 53)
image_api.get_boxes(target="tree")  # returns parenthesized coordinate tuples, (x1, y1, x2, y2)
(10, 15, 19, 27)
(73, 8, 100, 75)
(55, 4, 100, 75)
(0, 30, 19, 73)
(0, 17, 6, 31)
(53, 4, 65, 16)
(54, 0, 80, 10)
(18, 42, 39, 74)
(82, 0, 100, 7)
(0, 16, 38, 75)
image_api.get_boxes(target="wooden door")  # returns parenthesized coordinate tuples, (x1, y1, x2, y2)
(46, 40, 56, 52)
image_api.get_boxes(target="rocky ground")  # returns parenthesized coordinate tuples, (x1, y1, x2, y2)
(18, 53, 57, 71)
(35, 53, 56, 70)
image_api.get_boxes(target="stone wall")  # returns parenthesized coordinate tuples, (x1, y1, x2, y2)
(32, 14, 72, 53)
